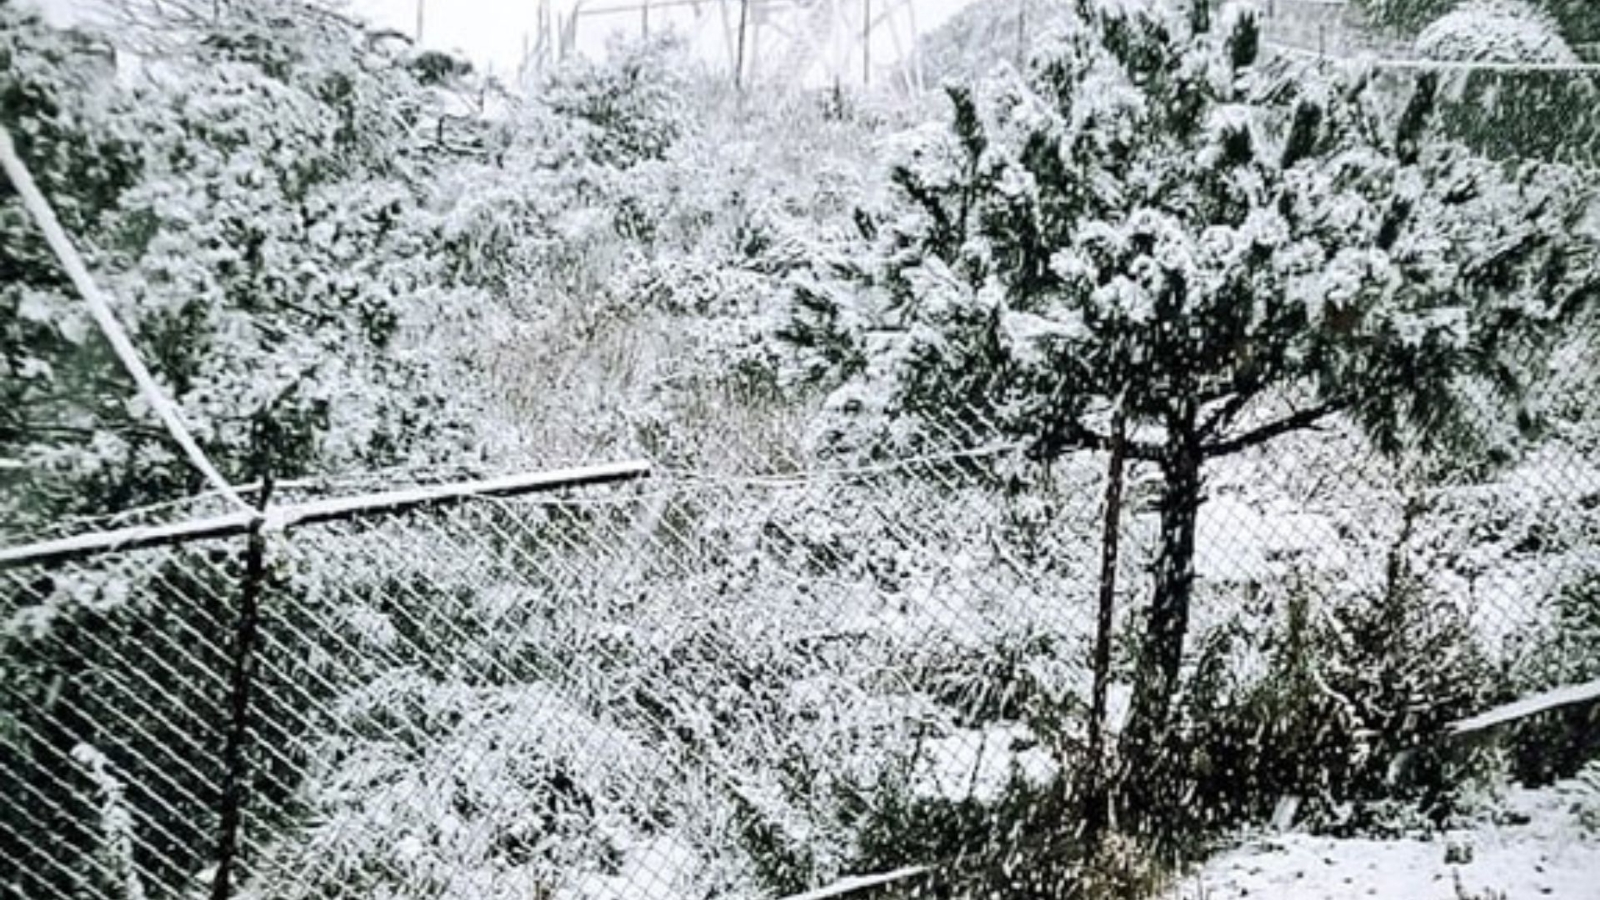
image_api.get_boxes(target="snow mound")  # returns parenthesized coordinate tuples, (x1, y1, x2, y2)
(1166, 781, 1600, 899)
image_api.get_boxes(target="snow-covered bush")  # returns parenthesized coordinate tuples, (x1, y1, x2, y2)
(1563, 757, 1600, 834)
(0, 546, 247, 898)
(1176, 557, 1499, 839)
(1, 5, 143, 532)
(1, 5, 503, 896)
(1414, 0, 1599, 163)
(1416, 0, 1579, 62)
(1499, 570, 1600, 784)
(1366, 0, 1600, 45)
(214, 461, 1114, 900)
(534, 35, 691, 169)
(71, 744, 147, 900)
(2, 0, 483, 530)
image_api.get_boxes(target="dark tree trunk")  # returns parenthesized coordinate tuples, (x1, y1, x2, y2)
(1118, 407, 1204, 822)
(1083, 405, 1127, 847)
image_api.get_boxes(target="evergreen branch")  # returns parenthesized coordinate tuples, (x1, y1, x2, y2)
(1202, 399, 1348, 458)
(1197, 385, 1261, 442)
(1558, 280, 1600, 321)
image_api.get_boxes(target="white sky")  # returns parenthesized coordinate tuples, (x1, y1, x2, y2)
(37, 0, 978, 85)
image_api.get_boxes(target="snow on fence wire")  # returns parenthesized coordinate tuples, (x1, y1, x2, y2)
(0, 449, 1112, 900)
(3, 409, 1600, 900)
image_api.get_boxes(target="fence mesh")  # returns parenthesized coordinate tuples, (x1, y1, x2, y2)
(3, 405, 1600, 899)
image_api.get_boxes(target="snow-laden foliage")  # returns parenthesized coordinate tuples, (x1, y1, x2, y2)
(533, 34, 692, 169)
(916, 0, 1077, 88)
(1499, 565, 1600, 784)
(0, 1, 486, 535)
(1410, 0, 1600, 164)
(789, 0, 1598, 840)
(1564, 757, 1600, 834)
(1367, 0, 1600, 45)
(6, 0, 1600, 897)
(1, 5, 142, 530)
(71, 743, 148, 900)
(1415, 0, 1579, 63)
(1179, 515, 1499, 837)
(2, 5, 498, 896)
(0, 542, 245, 897)
(211, 464, 1117, 899)
(817, 5, 1594, 460)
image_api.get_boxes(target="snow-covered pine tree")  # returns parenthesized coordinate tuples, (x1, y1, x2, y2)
(793, 0, 1600, 829)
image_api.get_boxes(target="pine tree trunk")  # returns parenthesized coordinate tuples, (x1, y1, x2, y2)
(1084, 405, 1128, 847)
(1118, 412, 1203, 821)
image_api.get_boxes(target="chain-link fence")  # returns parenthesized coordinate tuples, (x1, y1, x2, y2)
(4, 405, 1600, 899)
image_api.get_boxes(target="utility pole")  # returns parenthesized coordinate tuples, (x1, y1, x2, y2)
(643, 0, 650, 37)
(905, 0, 923, 93)
(736, 0, 750, 90)
(862, 0, 872, 88)
(415, 0, 425, 44)
(1017, 0, 1028, 67)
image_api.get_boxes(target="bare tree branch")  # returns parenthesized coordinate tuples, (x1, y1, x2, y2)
(1202, 399, 1348, 458)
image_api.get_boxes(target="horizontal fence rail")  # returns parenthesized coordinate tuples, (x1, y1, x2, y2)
(0, 460, 652, 571)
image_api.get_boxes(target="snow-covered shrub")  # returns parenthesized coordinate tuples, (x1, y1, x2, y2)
(1, 5, 144, 531)
(1366, 0, 1600, 45)
(1174, 595, 1483, 836)
(1416, 0, 1579, 63)
(71, 743, 147, 900)
(1415, 1, 1599, 163)
(227, 477, 1087, 898)
(2, 6, 499, 896)
(535, 35, 691, 169)
(1499, 570, 1600, 785)
(3, 0, 481, 530)
(1563, 758, 1600, 834)
(1170, 521, 1500, 841)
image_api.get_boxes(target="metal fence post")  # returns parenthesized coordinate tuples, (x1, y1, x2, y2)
(210, 478, 273, 900)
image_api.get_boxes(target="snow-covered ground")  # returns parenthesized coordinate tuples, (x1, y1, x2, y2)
(1166, 783, 1600, 900)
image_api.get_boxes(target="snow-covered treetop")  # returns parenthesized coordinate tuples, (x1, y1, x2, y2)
(1416, 0, 1580, 64)
(796, 0, 1599, 463)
